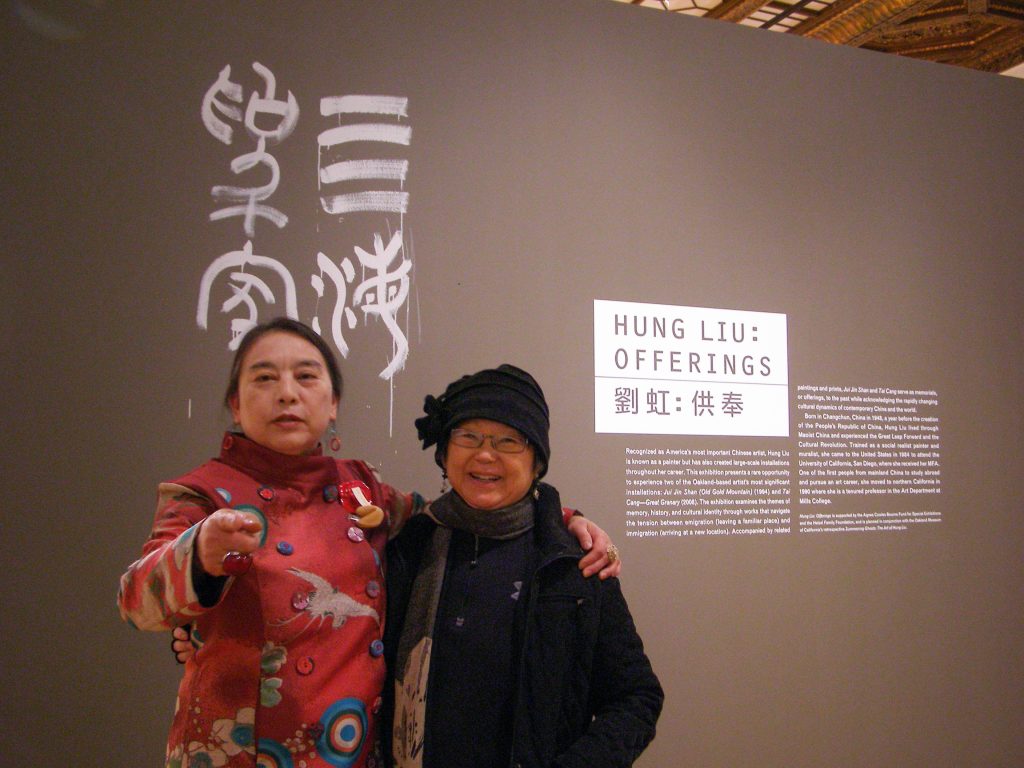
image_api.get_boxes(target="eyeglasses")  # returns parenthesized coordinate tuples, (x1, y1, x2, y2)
(449, 427, 530, 454)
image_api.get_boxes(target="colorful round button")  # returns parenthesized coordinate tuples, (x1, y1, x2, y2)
(291, 591, 310, 611)
(258, 485, 275, 501)
(365, 580, 380, 598)
(323, 484, 339, 503)
(276, 541, 294, 556)
(338, 480, 373, 514)
(296, 656, 315, 675)
(347, 526, 366, 543)
(369, 639, 384, 658)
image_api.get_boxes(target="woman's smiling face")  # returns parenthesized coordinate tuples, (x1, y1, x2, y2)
(229, 331, 338, 455)
(444, 418, 538, 510)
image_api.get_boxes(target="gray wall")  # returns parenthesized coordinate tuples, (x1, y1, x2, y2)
(3, 1, 1022, 765)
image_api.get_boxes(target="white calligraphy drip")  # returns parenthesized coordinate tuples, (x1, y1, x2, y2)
(197, 241, 299, 349)
(352, 231, 411, 380)
(311, 252, 358, 358)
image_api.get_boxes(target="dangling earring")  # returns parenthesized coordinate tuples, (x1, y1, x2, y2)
(532, 477, 541, 500)
(328, 421, 341, 452)
(440, 471, 450, 495)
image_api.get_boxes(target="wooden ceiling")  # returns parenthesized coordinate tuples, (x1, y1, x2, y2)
(620, 0, 1024, 73)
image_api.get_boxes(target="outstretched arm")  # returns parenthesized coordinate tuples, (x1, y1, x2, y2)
(118, 485, 216, 631)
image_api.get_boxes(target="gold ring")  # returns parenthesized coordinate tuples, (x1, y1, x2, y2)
(607, 543, 620, 564)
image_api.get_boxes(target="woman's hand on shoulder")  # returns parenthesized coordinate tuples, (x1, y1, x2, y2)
(196, 509, 263, 576)
(567, 515, 622, 580)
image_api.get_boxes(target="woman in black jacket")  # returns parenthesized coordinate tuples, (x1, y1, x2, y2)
(384, 364, 663, 768)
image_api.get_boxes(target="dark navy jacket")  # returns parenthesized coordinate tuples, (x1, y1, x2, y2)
(383, 484, 663, 768)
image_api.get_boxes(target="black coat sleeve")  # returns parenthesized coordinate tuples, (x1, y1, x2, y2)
(552, 577, 664, 768)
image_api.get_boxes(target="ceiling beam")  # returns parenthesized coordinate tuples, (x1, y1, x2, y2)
(793, 0, 938, 43)
(706, 0, 774, 22)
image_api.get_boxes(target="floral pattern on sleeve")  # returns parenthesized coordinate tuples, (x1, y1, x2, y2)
(118, 483, 219, 631)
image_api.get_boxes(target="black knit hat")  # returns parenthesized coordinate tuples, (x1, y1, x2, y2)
(415, 364, 550, 476)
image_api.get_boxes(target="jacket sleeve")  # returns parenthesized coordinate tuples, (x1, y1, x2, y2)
(117, 482, 222, 631)
(349, 459, 427, 540)
(554, 578, 664, 768)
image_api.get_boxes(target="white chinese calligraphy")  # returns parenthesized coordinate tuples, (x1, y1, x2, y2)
(197, 240, 299, 349)
(352, 230, 411, 380)
(203, 62, 299, 237)
(196, 73, 415, 423)
(318, 95, 410, 216)
(311, 252, 358, 358)
(209, 136, 288, 234)
(201, 65, 243, 145)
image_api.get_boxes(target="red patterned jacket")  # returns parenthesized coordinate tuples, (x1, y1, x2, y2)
(118, 433, 421, 768)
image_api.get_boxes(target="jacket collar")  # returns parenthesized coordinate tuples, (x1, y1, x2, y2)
(217, 431, 339, 486)
(530, 482, 582, 567)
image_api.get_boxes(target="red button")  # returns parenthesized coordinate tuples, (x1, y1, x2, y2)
(338, 481, 373, 514)
(296, 656, 315, 675)
(291, 591, 310, 611)
(258, 486, 275, 501)
(222, 551, 252, 576)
